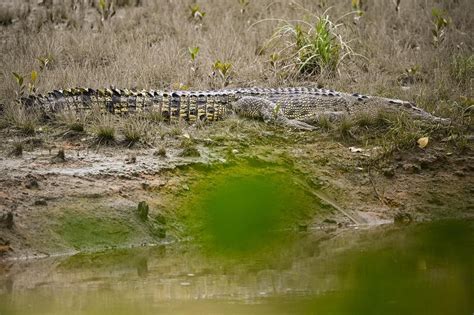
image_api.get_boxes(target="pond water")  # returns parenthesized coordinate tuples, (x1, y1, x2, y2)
(0, 219, 472, 315)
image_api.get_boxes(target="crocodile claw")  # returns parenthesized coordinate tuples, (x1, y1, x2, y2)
(281, 118, 317, 131)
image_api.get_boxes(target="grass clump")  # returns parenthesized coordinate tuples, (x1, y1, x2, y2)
(179, 138, 200, 157)
(317, 114, 332, 131)
(265, 9, 359, 76)
(3, 102, 39, 135)
(121, 115, 149, 146)
(450, 54, 474, 85)
(56, 109, 88, 132)
(91, 114, 116, 144)
(336, 115, 354, 139)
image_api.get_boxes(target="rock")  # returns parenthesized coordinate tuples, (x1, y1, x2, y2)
(125, 155, 137, 164)
(454, 170, 465, 177)
(51, 149, 66, 163)
(298, 224, 308, 232)
(382, 167, 395, 178)
(34, 199, 48, 206)
(394, 212, 412, 225)
(153, 148, 167, 157)
(0, 212, 14, 229)
(25, 179, 39, 189)
(402, 163, 421, 174)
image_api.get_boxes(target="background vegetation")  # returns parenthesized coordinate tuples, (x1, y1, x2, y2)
(0, 0, 472, 152)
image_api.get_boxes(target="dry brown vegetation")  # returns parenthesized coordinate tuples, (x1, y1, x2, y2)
(0, 0, 472, 151)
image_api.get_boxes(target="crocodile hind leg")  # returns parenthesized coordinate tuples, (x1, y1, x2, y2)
(232, 96, 316, 131)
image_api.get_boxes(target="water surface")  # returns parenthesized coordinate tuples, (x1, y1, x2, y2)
(0, 220, 472, 315)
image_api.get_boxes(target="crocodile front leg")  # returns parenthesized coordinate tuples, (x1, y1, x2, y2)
(232, 97, 316, 131)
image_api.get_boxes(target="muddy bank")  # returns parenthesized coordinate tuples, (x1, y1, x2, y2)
(0, 120, 473, 258)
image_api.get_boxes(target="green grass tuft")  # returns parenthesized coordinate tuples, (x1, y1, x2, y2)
(92, 114, 116, 144)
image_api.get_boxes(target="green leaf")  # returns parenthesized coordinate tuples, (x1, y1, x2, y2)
(12, 72, 24, 87)
(188, 46, 200, 61)
(31, 70, 38, 83)
(99, 0, 106, 11)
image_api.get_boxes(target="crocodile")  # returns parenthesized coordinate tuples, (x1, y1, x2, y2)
(22, 87, 449, 130)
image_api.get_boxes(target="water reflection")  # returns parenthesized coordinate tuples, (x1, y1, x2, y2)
(0, 220, 472, 315)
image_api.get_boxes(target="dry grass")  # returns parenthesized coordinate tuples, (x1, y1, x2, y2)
(0, 0, 472, 150)
(91, 114, 116, 144)
(121, 114, 150, 145)
(56, 109, 88, 132)
(2, 102, 40, 135)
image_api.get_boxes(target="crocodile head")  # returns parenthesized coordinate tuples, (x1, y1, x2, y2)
(355, 95, 450, 125)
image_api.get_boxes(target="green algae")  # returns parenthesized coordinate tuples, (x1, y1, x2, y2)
(57, 215, 133, 250)
(176, 159, 326, 253)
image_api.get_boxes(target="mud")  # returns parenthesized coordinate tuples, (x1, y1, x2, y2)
(0, 120, 473, 258)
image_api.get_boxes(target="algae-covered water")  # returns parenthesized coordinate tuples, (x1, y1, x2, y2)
(0, 219, 472, 315)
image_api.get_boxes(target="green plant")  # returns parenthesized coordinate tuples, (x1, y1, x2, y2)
(12, 71, 38, 97)
(431, 8, 449, 48)
(269, 52, 279, 68)
(188, 46, 200, 62)
(97, 0, 116, 22)
(265, 10, 359, 76)
(351, 0, 364, 16)
(212, 60, 233, 86)
(36, 56, 52, 71)
(189, 4, 205, 20)
(188, 46, 200, 76)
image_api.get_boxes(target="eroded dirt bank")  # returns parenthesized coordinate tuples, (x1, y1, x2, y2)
(0, 119, 472, 259)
